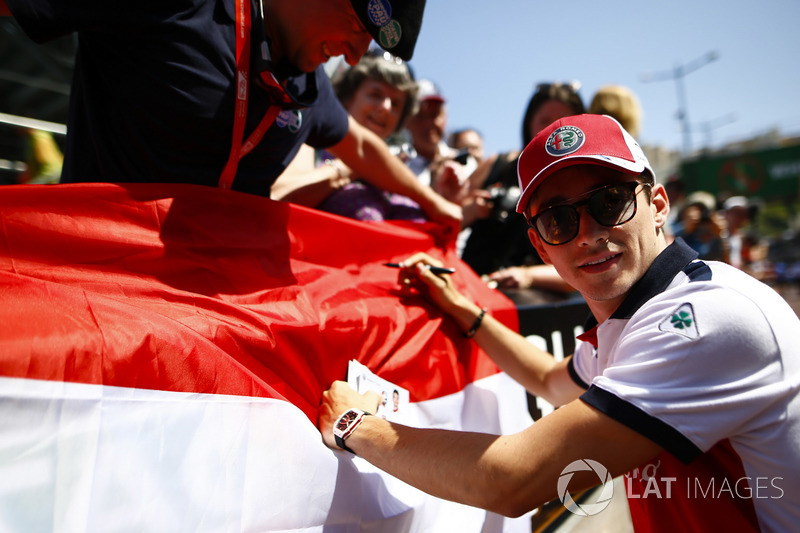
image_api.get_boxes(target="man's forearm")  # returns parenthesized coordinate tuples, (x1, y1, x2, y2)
(319, 380, 538, 515)
(320, 381, 662, 518)
(438, 295, 581, 406)
(343, 415, 541, 517)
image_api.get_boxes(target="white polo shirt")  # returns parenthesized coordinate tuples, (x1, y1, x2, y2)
(569, 239, 800, 532)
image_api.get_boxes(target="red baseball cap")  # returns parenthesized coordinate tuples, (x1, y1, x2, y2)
(416, 79, 445, 103)
(515, 114, 654, 214)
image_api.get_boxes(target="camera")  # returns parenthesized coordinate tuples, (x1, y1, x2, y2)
(488, 185, 521, 221)
(452, 149, 471, 166)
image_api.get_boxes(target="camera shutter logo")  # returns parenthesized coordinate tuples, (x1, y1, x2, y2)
(557, 459, 614, 516)
(545, 126, 585, 156)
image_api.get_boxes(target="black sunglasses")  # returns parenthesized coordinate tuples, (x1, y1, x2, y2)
(527, 181, 647, 246)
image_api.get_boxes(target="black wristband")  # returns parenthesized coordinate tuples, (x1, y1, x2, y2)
(334, 433, 357, 454)
(463, 308, 487, 338)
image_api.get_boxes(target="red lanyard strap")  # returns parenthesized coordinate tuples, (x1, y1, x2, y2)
(218, 0, 280, 190)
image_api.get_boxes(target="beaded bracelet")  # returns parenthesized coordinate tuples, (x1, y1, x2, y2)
(463, 308, 487, 338)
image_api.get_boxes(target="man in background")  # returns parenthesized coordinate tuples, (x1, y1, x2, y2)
(448, 127, 485, 164)
(405, 79, 474, 208)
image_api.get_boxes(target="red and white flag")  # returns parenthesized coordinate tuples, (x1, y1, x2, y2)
(0, 183, 533, 532)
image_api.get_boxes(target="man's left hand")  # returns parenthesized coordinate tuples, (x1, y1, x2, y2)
(318, 381, 381, 450)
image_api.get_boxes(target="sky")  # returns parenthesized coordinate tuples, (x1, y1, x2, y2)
(399, 0, 800, 156)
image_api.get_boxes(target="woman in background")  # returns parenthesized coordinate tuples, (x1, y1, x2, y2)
(272, 50, 423, 221)
(460, 82, 585, 301)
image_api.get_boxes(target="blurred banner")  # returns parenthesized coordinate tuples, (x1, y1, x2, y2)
(681, 144, 800, 199)
(0, 183, 532, 532)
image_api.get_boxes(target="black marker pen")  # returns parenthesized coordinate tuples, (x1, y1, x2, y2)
(383, 262, 456, 275)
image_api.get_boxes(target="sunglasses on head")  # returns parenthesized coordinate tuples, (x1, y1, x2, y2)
(527, 180, 647, 246)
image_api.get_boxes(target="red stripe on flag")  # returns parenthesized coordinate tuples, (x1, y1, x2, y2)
(0, 183, 517, 421)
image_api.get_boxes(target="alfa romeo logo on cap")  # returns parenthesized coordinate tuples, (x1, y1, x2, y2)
(545, 126, 585, 157)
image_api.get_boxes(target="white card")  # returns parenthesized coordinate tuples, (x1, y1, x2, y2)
(347, 360, 410, 423)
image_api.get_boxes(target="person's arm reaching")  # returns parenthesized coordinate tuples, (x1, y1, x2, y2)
(319, 380, 663, 517)
(396, 253, 583, 406)
(271, 144, 352, 207)
(488, 264, 577, 293)
(328, 116, 462, 231)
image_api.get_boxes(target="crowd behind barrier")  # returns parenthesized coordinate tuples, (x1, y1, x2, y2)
(2, 52, 799, 317)
(1, 37, 799, 299)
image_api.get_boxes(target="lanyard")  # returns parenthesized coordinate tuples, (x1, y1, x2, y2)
(218, 0, 282, 190)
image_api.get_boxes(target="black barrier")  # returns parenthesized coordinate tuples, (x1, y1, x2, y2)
(515, 296, 590, 421)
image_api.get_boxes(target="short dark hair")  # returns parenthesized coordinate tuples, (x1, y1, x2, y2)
(448, 128, 482, 142)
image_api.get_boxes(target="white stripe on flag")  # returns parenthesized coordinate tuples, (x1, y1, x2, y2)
(0, 374, 533, 532)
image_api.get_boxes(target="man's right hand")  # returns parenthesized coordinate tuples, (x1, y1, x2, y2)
(393, 253, 478, 327)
